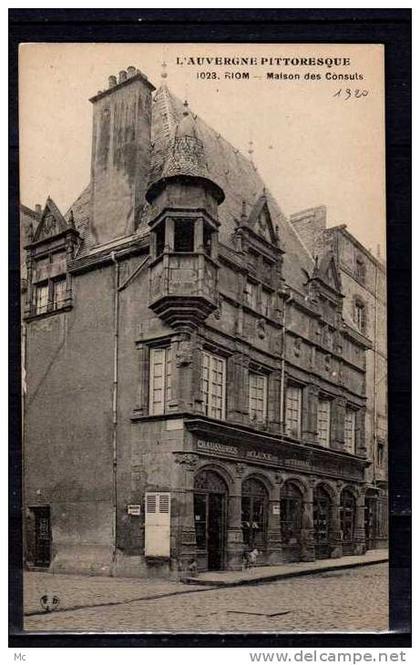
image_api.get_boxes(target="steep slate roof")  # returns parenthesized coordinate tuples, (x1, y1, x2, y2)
(67, 82, 315, 293)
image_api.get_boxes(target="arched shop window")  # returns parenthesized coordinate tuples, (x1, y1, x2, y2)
(241, 477, 268, 549)
(280, 482, 303, 545)
(340, 489, 356, 554)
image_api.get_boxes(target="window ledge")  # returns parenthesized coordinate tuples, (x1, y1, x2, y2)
(24, 304, 72, 322)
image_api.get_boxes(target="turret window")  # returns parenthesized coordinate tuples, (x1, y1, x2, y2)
(155, 221, 165, 257)
(174, 219, 194, 252)
(203, 223, 212, 256)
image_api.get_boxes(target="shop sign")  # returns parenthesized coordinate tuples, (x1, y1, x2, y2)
(246, 450, 279, 463)
(196, 439, 239, 457)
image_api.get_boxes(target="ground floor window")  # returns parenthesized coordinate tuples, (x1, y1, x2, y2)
(241, 477, 268, 549)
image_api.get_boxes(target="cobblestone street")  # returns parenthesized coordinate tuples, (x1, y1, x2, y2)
(23, 563, 388, 634)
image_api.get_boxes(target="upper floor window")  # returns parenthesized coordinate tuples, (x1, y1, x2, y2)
(317, 398, 331, 447)
(355, 256, 366, 283)
(33, 277, 67, 315)
(324, 326, 333, 349)
(52, 277, 67, 310)
(249, 372, 267, 423)
(354, 299, 367, 333)
(344, 408, 356, 453)
(149, 346, 172, 415)
(34, 283, 49, 315)
(285, 385, 302, 439)
(245, 280, 258, 310)
(201, 351, 226, 420)
(261, 288, 271, 317)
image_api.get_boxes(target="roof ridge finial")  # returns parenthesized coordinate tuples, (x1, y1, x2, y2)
(183, 97, 189, 117)
(161, 60, 168, 81)
(248, 139, 254, 162)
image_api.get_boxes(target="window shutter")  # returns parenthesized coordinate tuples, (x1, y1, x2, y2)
(146, 493, 157, 514)
(144, 492, 171, 557)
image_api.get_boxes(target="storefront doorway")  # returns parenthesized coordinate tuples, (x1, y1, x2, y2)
(194, 469, 227, 571)
(340, 489, 356, 555)
(313, 486, 331, 559)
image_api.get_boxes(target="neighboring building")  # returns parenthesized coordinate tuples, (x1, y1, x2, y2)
(291, 207, 388, 548)
(22, 67, 375, 578)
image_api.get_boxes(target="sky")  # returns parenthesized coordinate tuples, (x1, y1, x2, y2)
(19, 43, 386, 256)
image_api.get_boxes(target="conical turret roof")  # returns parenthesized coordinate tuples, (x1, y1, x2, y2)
(146, 105, 224, 204)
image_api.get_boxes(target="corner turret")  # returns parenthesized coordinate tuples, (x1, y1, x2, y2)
(146, 105, 225, 330)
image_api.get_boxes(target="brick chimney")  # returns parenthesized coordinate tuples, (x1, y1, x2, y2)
(89, 68, 155, 246)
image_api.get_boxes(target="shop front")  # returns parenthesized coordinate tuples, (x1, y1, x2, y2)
(177, 423, 369, 573)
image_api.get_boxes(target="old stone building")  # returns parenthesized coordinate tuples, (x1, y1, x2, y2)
(22, 66, 378, 578)
(291, 208, 388, 548)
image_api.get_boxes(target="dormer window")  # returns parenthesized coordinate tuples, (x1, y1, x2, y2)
(23, 197, 78, 320)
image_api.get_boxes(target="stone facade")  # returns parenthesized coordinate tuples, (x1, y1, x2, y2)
(22, 67, 378, 578)
(291, 208, 388, 548)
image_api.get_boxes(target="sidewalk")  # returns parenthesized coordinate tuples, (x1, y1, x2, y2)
(24, 573, 203, 616)
(184, 549, 388, 587)
(24, 549, 388, 617)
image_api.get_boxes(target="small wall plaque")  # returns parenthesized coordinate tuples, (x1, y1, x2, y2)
(127, 504, 141, 516)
